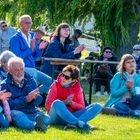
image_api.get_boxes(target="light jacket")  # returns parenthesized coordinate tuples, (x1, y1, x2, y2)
(9, 31, 42, 68)
(0, 27, 17, 54)
(105, 71, 140, 107)
(45, 74, 85, 113)
(1, 72, 42, 114)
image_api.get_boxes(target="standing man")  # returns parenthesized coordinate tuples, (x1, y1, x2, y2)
(9, 15, 52, 97)
(0, 21, 17, 54)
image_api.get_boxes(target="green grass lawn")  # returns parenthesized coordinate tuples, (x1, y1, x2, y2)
(1, 50, 140, 140)
(1, 112, 140, 140)
(1, 80, 140, 140)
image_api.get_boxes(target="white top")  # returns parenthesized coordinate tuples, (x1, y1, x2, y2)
(20, 30, 32, 48)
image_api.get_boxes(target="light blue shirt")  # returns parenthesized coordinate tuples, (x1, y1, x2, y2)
(0, 27, 17, 54)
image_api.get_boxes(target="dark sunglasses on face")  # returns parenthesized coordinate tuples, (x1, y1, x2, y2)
(2, 24, 7, 28)
(62, 73, 71, 80)
(133, 49, 140, 51)
(105, 51, 111, 53)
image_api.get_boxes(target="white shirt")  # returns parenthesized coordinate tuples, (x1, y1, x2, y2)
(20, 30, 32, 48)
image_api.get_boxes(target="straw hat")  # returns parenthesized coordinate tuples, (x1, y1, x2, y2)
(32, 26, 46, 35)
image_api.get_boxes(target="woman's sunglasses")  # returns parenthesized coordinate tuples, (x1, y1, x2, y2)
(62, 73, 71, 80)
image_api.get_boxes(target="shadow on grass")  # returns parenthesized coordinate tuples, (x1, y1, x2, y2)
(50, 124, 105, 134)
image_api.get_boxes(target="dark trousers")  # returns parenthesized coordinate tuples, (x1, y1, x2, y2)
(94, 78, 110, 92)
(113, 95, 140, 116)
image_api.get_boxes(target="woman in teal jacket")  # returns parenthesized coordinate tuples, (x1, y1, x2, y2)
(105, 54, 140, 117)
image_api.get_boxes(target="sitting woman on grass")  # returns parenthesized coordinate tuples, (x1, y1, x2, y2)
(104, 54, 140, 117)
(45, 65, 102, 130)
(0, 90, 11, 128)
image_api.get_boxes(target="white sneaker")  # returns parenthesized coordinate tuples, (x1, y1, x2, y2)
(96, 91, 101, 96)
(104, 91, 109, 96)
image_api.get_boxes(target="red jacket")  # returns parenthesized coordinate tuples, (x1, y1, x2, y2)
(45, 75, 85, 113)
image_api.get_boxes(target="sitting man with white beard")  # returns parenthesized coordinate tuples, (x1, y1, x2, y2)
(1, 57, 50, 131)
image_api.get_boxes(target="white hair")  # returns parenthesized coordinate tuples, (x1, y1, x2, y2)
(8, 57, 25, 69)
(19, 15, 32, 23)
(0, 51, 16, 63)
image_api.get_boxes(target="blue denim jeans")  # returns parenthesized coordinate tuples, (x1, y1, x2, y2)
(25, 67, 52, 94)
(11, 110, 50, 130)
(113, 95, 140, 116)
(0, 113, 9, 128)
(48, 100, 102, 125)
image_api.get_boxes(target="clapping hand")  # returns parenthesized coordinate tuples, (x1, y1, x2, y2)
(64, 94, 74, 105)
(39, 40, 49, 50)
(0, 90, 11, 101)
(26, 88, 39, 103)
(125, 81, 133, 89)
(74, 44, 85, 54)
(30, 38, 35, 50)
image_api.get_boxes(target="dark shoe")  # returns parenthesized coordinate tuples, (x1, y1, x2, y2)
(102, 107, 117, 115)
(35, 115, 47, 131)
(81, 124, 95, 131)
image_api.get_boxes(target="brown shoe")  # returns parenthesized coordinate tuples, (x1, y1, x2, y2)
(102, 107, 117, 115)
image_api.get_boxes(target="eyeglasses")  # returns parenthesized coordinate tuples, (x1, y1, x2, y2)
(22, 21, 32, 24)
(62, 73, 71, 80)
(2, 24, 7, 28)
(133, 49, 140, 51)
(105, 51, 111, 53)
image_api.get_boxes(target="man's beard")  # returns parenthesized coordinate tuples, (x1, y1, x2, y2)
(13, 74, 24, 83)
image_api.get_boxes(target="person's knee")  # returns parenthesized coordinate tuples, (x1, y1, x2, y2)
(94, 103, 103, 110)
(11, 110, 34, 130)
(52, 100, 63, 108)
(92, 103, 103, 112)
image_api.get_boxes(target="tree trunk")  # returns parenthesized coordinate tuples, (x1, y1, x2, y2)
(116, 18, 140, 60)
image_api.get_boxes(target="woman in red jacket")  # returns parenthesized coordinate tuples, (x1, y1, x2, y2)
(46, 65, 102, 130)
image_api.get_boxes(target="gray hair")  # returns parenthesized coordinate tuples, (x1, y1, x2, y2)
(8, 57, 25, 69)
(0, 51, 16, 63)
(19, 15, 32, 23)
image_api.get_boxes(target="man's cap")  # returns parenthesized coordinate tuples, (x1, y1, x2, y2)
(32, 26, 46, 35)
(74, 29, 82, 35)
(133, 44, 140, 50)
(0, 20, 6, 25)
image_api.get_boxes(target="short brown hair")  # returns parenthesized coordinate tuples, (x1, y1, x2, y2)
(62, 65, 80, 80)
(54, 23, 70, 37)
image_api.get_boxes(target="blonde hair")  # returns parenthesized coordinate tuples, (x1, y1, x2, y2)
(118, 54, 135, 79)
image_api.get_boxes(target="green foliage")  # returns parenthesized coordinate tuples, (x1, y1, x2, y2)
(0, 0, 48, 27)
(0, 0, 140, 51)
(45, 0, 140, 50)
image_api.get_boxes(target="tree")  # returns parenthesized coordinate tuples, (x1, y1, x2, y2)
(45, 0, 140, 57)
(1, 0, 140, 57)
(0, 0, 48, 28)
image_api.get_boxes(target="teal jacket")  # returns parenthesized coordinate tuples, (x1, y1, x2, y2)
(105, 71, 140, 107)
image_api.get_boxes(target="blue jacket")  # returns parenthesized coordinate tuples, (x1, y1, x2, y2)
(9, 31, 42, 68)
(105, 71, 140, 107)
(1, 72, 42, 114)
(41, 36, 80, 77)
